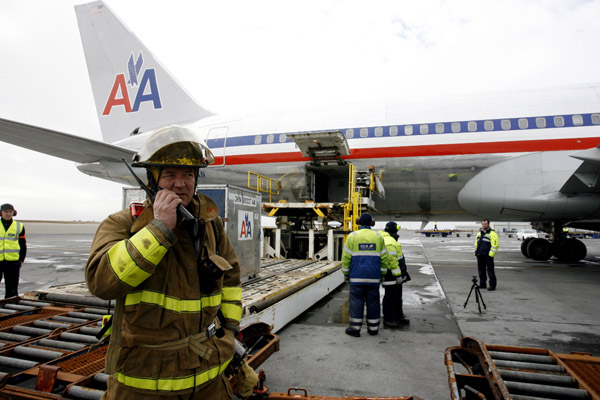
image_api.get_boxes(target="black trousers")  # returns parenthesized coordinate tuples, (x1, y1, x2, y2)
(0, 260, 21, 298)
(382, 283, 404, 322)
(476, 255, 496, 288)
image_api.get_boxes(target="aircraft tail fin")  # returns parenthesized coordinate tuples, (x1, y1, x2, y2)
(75, 1, 213, 143)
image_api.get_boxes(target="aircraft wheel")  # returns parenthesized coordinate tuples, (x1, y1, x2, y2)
(554, 238, 587, 262)
(526, 238, 552, 260)
(521, 237, 534, 258)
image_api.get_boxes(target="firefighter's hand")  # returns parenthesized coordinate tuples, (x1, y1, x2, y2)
(153, 189, 182, 230)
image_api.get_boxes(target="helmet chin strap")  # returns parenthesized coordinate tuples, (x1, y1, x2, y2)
(146, 169, 160, 195)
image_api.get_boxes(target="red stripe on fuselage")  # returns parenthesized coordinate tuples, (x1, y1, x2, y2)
(214, 137, 600, 165)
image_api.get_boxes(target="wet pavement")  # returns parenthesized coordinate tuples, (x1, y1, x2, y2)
(6, 227, 600, 400)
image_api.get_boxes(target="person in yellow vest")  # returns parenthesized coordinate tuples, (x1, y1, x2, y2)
(381, 222, 411, 328)
(86, 126, 244, 399)
(474, 219, 499, 291)
(0, 203, 27, 298)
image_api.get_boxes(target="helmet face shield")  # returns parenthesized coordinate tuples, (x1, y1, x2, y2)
(131, 125, 215, 168)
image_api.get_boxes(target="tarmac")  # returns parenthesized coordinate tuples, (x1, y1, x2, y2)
(6, 223, 600, 400)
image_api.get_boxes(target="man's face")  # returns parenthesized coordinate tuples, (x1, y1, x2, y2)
(481, 220, 489, 230)
(1, 209, 14, 220)
(157, 167, 196, 207)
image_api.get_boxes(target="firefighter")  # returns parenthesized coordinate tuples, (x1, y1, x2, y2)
(474, 218, 499, 291)
(342, 213, 389, 337)
(0, 203, 27, 298)
(381, 221, 410, 328)
(86, 126, 243, 399)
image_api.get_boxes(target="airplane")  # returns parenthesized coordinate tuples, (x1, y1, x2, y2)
(1, 0, 599, 263)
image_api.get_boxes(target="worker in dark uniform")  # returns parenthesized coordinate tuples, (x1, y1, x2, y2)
(341, 213, 389, 337)
(0, 203, 26, 298)
(474, 219, 499, 291)
(381, 222, 411, 328)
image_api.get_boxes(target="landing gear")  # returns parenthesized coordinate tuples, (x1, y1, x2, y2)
(525, 238, 553, 261)
(521, 222, 588, 262)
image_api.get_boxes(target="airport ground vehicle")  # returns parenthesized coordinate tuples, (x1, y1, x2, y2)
(516, 229, 539, 240)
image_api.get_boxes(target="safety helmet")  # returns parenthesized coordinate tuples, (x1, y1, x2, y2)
(131, 125, 214, 168)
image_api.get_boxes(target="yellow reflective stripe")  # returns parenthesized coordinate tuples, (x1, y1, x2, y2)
(220, 303, 242, 322)
(108, 241, 152, 287)
(222, 286, 242, 302)
(130, 228, 168, 266)
(114, 356, 232, 391)
(125, 290, 222, 313)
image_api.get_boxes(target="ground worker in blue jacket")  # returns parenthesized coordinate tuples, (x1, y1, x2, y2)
(381, 222, 411, 328)
(342, 213, 389, 337)
(474, 219, 499, 290)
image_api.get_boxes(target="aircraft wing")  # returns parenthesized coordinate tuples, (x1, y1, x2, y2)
(0, 118, 135, 164)
(560, 146, 600, 194)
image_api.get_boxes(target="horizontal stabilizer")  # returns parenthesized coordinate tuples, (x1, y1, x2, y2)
(0, 118, 135, 164)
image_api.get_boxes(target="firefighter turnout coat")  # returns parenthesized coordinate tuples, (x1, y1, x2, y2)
(86, 194, 242, 398)
(341, 227, 389, 285)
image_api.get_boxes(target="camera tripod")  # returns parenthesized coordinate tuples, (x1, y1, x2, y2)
(463, 276, 486, 314)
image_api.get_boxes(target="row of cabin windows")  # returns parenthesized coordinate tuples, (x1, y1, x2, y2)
(343, 114, 600, 138)
(252, 114, 600, 144)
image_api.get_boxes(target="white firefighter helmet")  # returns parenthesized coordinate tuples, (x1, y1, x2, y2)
(131, 125, 215, 168)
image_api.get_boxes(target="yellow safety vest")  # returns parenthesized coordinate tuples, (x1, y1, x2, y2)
(0, 220, 23, 262)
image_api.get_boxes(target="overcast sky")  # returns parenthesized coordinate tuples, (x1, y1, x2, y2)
(1, 0, 599, 223)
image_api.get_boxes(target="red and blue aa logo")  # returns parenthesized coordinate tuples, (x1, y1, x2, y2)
(102, 52, 162, 115)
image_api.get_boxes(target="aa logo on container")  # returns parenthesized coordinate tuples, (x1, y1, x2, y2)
(238, 211, 253, 241)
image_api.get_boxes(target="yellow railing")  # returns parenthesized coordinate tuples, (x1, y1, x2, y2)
(343, 164, 361, 238)
(248, 172, 280, 202)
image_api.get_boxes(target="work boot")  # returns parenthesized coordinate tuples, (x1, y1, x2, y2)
(487, 287, 496, 291)
(367, 330, 378, 336)
(345, 328, 360, 337)
(397, 316, 410, 325)
(383, 320, 399, 329)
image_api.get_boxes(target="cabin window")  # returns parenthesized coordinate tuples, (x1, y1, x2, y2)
(389, 126, 398, 136)
(346, 129, 354, 138)
(501, 119, 511, 130)
(404, 125, 413, 135)
(435, 123, 444, 133)
(254, 135, 262, 145)
(360, 128, 369, 138)
(484, 120, 494, 131)
(536, 117, 546, 128)
(554, 116, 565, 127)
(266, 134, 274, 144)
(375, 127, 383, 137)
(592, 114, 600, 125)
(420, 124, 429, 134)
(468, 121, 477, 132)
(451, 122, 461, 133)
(279, 134, 287, 143)
(572, 114, 583, 126)
(518, 118, 528, 129)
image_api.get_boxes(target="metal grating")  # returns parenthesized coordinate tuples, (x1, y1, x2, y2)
(56, 345, 107, 376)
(0, 309, 69, 329)
(560, 357, 600, 398)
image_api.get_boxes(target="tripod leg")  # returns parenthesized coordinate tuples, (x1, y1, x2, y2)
(474, 287, 482, 314)
(478, 288, 487, 310)
(463, 284, 475, 308)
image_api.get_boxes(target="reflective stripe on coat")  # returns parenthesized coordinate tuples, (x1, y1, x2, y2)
(341, 227, 389, 285)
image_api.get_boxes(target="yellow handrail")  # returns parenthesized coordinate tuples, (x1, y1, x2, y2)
(248, 172, 280, 202)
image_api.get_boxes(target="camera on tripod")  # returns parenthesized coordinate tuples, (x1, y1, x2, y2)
(464, 275, 486, 314)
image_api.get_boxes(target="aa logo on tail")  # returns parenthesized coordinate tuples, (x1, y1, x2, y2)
(102, 52, 162, 115)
